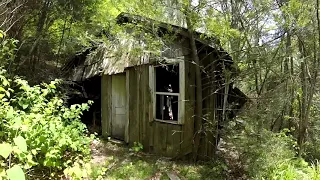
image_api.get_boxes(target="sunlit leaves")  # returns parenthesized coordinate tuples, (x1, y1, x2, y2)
(278, 0, 313, 29)
(0, 31, 17, 67)
(13, 136, 27, 152)
(0, 67, 94, 179)
(0, 143, 12, 159)
(6, 165, 25, 180)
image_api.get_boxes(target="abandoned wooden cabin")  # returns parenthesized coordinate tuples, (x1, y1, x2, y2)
(65, 13, 247, 159)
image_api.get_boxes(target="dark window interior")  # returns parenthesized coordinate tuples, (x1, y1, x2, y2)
(156, 94, 178, 121)
(155, 65, 179, 93)
(155, 64, 179, 121)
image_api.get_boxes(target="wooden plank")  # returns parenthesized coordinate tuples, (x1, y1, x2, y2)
(101, 75, 110, 138)
(207, 52, 216, 157)
(128, 69, 139, 145)
(166, 172, 181, 180)
(200, 52, 209, 158)
(102, 75, 113, 138)
(180, 50, 195, 156)
(179, 60, 185, 124)
(140, 66, 147, 148)
(125, 70, 130, 143)
(107, 76, 113, 137)
(166, 124, 182, 157)
(153, 122, 160, 154)
(148, 66, 154, 148)
(153, 122, 168, 156)
(137, 66, 142, 143)
(142, 66, 151, 150)
(149, 65, 155, 122)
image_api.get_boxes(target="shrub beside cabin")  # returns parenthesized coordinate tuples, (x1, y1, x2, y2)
(65, 13, 247, 159)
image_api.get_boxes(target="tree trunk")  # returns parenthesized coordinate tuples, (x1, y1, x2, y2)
(185, 10, 203, 162)
(297, 0, 320, 156)
(298, 61, 307, 156)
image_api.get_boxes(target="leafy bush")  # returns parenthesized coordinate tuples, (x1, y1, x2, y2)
(0, 69, 94, 179)
(235, 130, 296, 178)
(131, 142, 143, 153)
(226, 119, 320, 179)
(0, 30, 18, 68)
(305, 95, 320, 162)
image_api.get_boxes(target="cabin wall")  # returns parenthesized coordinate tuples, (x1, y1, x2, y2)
(180, 38, 195, 157)
(125, 37, 195, 157)
(101, 75, 112, 138)
(101, 38, 226, 158)
(126, 63, 194, 157)
(197, 47, 224, 159)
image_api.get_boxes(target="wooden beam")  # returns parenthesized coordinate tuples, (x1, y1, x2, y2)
(125, 70, 130, 143)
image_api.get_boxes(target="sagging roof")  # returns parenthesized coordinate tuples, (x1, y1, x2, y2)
(64, 12, 233, 82)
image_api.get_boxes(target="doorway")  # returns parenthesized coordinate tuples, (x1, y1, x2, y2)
(111, 73, 127, 140)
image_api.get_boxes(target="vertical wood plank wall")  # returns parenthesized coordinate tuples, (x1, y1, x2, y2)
(197, 48, 223, 159)
(101, 39, 223, 158)
(126, 65, 189, 157)
(125, 38, 195, 157)
(198, 50, 217, 158)
(181, 37, 195, 157)
(101, 75, 112, 138)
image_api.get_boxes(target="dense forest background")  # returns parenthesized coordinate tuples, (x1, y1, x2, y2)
(2, 0, 320, 179)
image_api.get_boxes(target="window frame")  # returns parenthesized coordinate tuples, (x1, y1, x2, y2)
(149, 60, 185, 124)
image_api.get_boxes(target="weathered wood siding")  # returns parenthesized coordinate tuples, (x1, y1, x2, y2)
(124, 37, 195, 157)
(101, 37, 225, 158)
(101, 75, 112, 138)
(197, 47, 224, 159)
(126, 65, 190, 157)
(180, 37, 195, 157)
(111, 74, 127, 140)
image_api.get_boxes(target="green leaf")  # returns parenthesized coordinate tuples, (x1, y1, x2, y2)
(6, 165, 25, 180)
(14, 136, 27, 152)
(49, 83, 56, 89)
(2, 79, 9, 86)
(5, 90, 10, 97)
(6, 107, 14, 119)
(22, 104, 28, 110)
(0, 143, 12, 159)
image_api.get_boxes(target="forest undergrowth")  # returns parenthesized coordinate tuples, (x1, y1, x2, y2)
(3, 0, 320, 179)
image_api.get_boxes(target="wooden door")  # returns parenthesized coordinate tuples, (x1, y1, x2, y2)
(111, 73, 127, 140)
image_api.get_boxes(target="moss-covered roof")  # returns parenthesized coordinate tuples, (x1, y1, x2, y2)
(65, 12, 233, 81)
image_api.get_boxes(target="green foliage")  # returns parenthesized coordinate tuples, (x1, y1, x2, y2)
(0, 31, 18, 68)
(178, 160, 228, 180)
(0, 68, 94, 179)
(131, 142, 143, 152)
(233, 130, 296, 178)
(63, 161, 108, 180)
(226, 118, 320, 179)
(108, 160, 156, 179)
(6, 165, 25, 180)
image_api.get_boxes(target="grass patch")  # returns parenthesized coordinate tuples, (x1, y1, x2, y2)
(90, 138, 228, 180)
(107, 159, 157, 179)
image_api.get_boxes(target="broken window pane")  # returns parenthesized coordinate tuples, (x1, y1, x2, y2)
(156, 94, 178, 121)
(155, 64, 179, 93)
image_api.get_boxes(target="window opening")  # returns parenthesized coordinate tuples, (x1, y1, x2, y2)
(155, 64, 179, 121)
